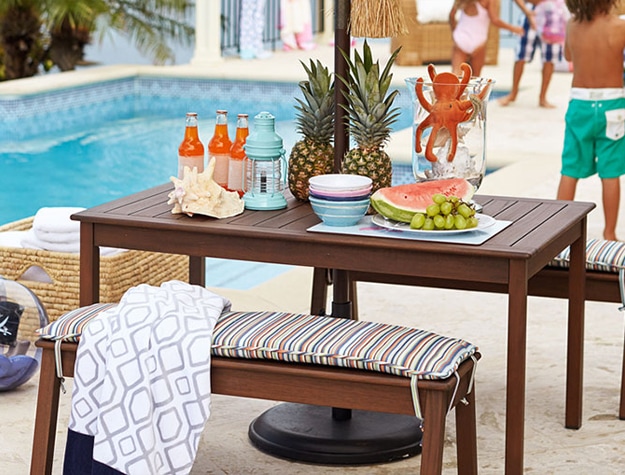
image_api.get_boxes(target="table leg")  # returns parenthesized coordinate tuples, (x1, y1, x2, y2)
(79, 222, 99, 306)
(505, 259, 528, 475)
(188, 256, 205, 286)
(565, 224, 586, 429)
(310, 268, 329, 315)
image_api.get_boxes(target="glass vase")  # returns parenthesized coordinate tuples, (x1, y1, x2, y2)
(405, 76, 494, 192)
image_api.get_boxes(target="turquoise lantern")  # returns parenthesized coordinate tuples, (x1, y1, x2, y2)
(243, 112, 287, 210)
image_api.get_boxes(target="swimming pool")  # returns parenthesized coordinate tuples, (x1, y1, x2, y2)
(0, 75, 414, 289)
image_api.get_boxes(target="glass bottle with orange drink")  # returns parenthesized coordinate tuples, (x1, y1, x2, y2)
(177, 112, 204, 178)
(208, 110, 232, 187)
(228, 114, 249, 195)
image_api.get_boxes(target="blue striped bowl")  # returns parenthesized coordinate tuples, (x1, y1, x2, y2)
(309, 196, 370, 227)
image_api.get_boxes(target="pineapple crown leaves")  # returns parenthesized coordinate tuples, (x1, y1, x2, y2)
(293, 59, 335, 144)
(336, 40, 402, 148)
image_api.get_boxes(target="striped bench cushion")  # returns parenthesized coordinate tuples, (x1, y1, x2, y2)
(39, 306, 478, 381)
(36, 303, 117, 342)
(38, 306, 478, 418)
(549, 239, 625, 309)
(212, 311, 477, 380)
(549, 239, 625, 273)
(212, 310, 478, 417)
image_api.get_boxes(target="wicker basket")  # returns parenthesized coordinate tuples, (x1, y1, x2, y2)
(391, 0, 499, 66)
(0, 217, 189, 321)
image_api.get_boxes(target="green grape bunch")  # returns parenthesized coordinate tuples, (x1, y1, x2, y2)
(410, 194, 478, 231)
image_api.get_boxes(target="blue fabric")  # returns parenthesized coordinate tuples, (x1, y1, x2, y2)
(0, 354, 38, 391)
(63, 429, 124, 475)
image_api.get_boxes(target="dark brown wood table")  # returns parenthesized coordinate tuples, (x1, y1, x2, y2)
(73, 183, 594, 474)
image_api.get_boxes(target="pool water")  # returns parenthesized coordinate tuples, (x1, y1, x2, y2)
(1, 116, 292, 224)
(0, 77, 417, 224)
(0, 77, 416, 290)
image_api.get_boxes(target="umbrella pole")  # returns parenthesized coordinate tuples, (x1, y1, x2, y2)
(333, 0, 350, 174)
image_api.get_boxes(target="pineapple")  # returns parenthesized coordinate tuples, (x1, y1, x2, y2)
(338, 40, 401, 193)
(288, 59, 335, 201)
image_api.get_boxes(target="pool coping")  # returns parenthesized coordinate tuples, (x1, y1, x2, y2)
(0, 60, 325, 97)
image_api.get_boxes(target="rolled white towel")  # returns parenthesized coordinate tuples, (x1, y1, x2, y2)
(21, 229, 80, 253)
(100, 247, 126, 257)
(0, 230, 27, 248)
(32, 207, 85, 234)
(33, 229, 81, 244)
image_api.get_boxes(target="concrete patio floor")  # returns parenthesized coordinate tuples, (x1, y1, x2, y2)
(3, 41, 625, 474)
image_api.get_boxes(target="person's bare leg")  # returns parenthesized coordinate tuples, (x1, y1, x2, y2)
(451, 45, 469, 76)
(498, 60, 525, 106)
(557, 175, 578, 201)
(601, 178, 620, 241)
(539, 61, 556, 108)
(469, 45, 487, 77)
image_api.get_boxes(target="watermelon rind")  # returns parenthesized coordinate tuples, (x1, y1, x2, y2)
(370, 178, 474, 223)
(370, 198, 416, 223)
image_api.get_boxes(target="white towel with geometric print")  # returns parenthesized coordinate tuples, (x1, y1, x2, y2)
(68, 281, 230, 475)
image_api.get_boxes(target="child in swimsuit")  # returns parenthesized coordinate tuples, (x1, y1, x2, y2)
(557, 0, 625, 241)
(498, 0, 566, 109)
(449, 0, 524, 76)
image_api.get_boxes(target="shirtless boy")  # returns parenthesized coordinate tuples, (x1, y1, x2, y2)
(556, 0, 625, 240)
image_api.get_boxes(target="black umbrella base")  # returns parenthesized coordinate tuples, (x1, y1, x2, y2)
(248, 403, 423, 465)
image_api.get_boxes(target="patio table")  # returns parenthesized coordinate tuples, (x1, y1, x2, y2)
(73, 184, 593, 474)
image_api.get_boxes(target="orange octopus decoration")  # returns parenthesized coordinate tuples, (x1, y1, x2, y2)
(415, 63, 491, 163)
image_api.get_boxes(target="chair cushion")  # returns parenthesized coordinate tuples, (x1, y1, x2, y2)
(211, 310, 477, 381)
(36, 303, 116, 342)
(549, 238, 625, 273)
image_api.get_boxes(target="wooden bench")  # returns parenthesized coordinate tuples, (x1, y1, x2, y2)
(311, 242, 625, 421)
(30, 310, 480, 475)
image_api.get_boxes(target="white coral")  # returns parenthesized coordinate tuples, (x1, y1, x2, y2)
(167, 158, 245, 218)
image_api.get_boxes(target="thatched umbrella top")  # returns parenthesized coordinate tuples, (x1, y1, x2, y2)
(350, 0, 408, 38)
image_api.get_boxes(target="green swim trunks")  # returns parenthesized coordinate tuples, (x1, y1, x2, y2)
(562, 93, 625, 179)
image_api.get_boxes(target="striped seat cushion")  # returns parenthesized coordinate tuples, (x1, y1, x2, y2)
(212, 311, 478, 418)
(211, 311, 477, 381)
(37, 303, 116, 342)
(549, 239, 625, 310)
(549, 239, 625, 272)
(37, 306, 478, 418)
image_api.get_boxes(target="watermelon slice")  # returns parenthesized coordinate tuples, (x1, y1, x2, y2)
(370, 178, 474, 223)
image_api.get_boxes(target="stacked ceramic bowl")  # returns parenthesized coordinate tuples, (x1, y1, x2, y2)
(308, 174, 373, 226)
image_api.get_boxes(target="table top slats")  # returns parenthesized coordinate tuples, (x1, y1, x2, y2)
(73, 185, 595, 267)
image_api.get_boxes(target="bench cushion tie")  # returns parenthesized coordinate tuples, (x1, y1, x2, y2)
(37, 303, 117, 393)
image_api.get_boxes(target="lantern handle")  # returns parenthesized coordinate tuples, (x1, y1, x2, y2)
(279, 148, 287, 186)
